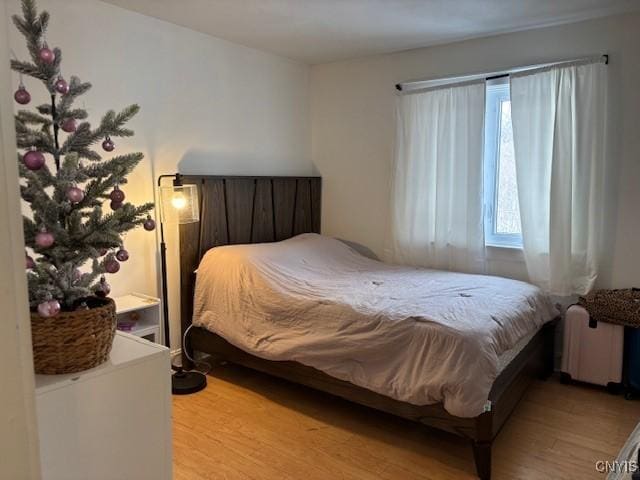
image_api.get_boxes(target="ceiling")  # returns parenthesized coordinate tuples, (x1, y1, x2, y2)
(101, 0, 640, 64)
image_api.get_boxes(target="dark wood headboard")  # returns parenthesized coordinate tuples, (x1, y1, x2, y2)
(178, 175, 321, 352)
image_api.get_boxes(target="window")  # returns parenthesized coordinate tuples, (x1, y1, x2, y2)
(483, 78, 522, 248)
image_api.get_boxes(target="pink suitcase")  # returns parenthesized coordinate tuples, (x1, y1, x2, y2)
(561, 304, 624, 387)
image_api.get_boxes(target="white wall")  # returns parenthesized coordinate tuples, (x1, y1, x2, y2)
(8, 0, 312, 348)
(0, 4, 41, 478)
(311, 13, 640, 288)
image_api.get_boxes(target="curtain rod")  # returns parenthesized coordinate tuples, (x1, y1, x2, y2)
(395, 54, 608, 92)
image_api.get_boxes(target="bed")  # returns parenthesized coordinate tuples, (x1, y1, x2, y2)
(178, 175, 559, 480)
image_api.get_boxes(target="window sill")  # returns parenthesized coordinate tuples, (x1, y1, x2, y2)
(485, 244, 524, 263)
(486, 242, 522, 250)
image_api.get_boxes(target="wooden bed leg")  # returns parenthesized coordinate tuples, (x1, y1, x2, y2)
(472, 441, 492, 480)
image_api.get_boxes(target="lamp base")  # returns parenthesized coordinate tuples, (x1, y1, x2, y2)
(172, 369, 207, 395)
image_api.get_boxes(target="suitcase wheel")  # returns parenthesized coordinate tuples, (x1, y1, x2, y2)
(606, 382, 622, 395)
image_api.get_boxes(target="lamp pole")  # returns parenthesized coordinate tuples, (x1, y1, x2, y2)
(157, 173, 207, 395)
(156, 174, 175, 349)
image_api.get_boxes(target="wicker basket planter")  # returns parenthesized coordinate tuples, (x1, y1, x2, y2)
(30, 297, 117, 374)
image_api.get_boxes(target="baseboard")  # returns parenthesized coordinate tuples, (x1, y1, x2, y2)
(170, 348, 182, 364)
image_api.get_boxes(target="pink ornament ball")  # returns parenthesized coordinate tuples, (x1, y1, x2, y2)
(110, 187, 125, 203)
(66, 186, 84, 204)
(61, 118, 76, 133)
(14, 86, 31, 105)
(95, 276, 111, 297)
(115, 249, 129, 262)
(37, 299, 60, 318)
(102, 137, 115, 152)
(104, 257, 120, 274)
(38, 46, 55, 65)
(110, 200, 122, 211)
(26, 254, 35, 269)
(143, 215, 156, 231)
(23, 150, 45, 171)
(54, 77, 69, 95)
(35, 230, 54, 248)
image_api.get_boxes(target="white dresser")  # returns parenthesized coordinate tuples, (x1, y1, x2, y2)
(35, 332, 172, 480)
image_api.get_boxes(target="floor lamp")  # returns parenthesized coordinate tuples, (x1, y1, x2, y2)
(158, 173, 207, 395)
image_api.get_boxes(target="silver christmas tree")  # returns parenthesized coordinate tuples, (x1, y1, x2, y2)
(11, 0, 155, 316)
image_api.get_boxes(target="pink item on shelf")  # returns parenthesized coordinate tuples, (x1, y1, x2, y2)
(117, 321, 135, 332)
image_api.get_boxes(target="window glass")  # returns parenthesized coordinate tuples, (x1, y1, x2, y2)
(484, 80, 522, 248)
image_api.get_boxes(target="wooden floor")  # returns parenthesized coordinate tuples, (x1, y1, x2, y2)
(173, 364, 640, 480)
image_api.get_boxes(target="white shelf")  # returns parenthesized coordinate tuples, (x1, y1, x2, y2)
(114, 292, 160, 314)
(131, 324, 160, 337)
(113, 292, 163, 344)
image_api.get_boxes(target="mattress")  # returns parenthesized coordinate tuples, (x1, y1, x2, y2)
(193, 233, 557, 417)
(497, 327, 539, 374)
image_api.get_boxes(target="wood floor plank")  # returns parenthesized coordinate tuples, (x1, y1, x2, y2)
(173, 365, 640, 479)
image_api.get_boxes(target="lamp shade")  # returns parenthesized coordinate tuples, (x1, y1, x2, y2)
(159, 184, 199, 224)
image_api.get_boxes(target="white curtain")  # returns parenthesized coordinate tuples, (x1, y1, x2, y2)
(388, 81, 486, 273)
(510, 60, 607, 296)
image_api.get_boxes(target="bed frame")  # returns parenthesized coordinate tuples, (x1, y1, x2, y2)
(178, 175, 557, 480)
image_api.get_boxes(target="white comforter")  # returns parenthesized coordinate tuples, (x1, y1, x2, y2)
(193, 234, 557, 417)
